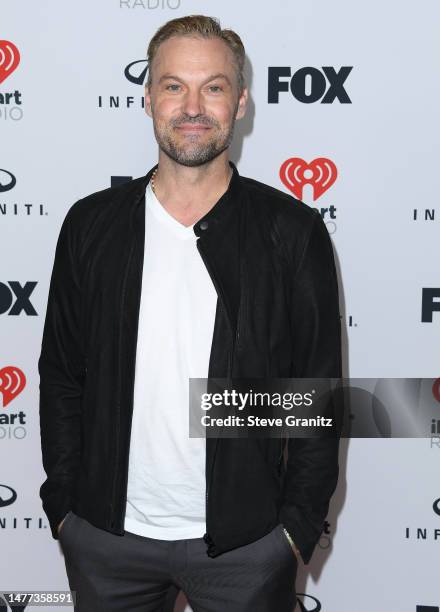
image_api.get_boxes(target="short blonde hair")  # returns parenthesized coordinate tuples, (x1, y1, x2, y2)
(146, 14, 246, 93)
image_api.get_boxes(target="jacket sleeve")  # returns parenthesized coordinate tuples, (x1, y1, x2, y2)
(278, 209, 342, 565)
(38, 204, 85, 540)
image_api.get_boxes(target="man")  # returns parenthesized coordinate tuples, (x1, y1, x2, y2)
(39, 14, 342, 612)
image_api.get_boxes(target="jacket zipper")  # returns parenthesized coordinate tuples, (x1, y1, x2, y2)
(204, 343, 233, 545)
(197, 239, 234, 552)
(110, 239, 136, 528)
(278, 438, 285, 475)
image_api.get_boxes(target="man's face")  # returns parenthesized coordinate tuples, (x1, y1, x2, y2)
(145, 35, 248, 167)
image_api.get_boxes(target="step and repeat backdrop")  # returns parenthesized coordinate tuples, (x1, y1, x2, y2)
(1, 1, 439, 610)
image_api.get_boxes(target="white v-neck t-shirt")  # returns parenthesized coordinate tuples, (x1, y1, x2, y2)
(123, 180, 217, 540)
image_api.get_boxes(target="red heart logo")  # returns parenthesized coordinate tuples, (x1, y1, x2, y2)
(0, 366, 26, 407)
(280, 157, 338, 201)
(0, 40, 21, 85)
(433, 378, 440, 404)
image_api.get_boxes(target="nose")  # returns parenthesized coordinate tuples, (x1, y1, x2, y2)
(181, 88, 204, 117)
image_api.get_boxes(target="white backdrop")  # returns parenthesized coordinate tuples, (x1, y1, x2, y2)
(1, 1, 439, 610)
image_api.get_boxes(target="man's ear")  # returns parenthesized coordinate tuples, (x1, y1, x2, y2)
(144, 84, 152, 117)
(235, 86, 248, 121)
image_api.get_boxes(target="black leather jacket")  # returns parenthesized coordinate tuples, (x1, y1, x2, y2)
(38, 161, 342, 564)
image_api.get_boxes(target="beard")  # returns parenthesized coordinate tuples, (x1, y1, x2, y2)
(151, 104, 238, 167)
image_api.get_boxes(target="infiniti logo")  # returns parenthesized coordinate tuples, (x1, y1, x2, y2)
(433, 498, 440, 516)
(98, 59, 148, 110)
(296, 594, 322, 611)
(0, 484, 17, 507)
(0, 169, 16, 192)
(124, 59, 148, 85)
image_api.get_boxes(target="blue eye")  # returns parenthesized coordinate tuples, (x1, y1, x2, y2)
(166, 84, 180, 91)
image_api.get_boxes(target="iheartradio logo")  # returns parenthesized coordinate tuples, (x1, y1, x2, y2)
(0, 40, 20, 85)
(280, 157, 338, 201)
(433, 378, 440, 404)
(0, 366, 26, 407)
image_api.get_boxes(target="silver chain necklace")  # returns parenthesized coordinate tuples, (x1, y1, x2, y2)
(150, 167, 158, 194)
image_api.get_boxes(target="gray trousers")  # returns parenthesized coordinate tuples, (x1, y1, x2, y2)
(59, 511, 297, 612)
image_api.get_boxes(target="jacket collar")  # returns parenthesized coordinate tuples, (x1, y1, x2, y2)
(137, 160, 242, 236)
